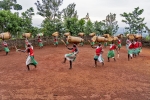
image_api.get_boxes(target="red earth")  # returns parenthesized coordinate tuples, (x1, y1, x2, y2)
(0, 44, 150, 100)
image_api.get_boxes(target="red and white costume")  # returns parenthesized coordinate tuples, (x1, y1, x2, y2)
(109, 44, 116, 50)
(126, 39, 131, 50)
(2, 41, 8, 47)
(26, 46, 34, 65)
(38, 38, 42, 42)
(118, 39, 121, 44)
(95, 46, 103, 63)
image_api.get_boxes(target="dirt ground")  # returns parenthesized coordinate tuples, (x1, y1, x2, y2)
(0, 44, 150, 100)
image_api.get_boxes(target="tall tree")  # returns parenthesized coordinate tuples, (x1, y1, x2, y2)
(41, 18, 63, 36)
(84, 20, 94, 35)
(13, 4, 22, 11)
(35, 0, 63, 20)
(103, 13, 119, 35)
(77, 19, 85, 33)
(120, 7, 147, 34)
(0, 10, 23, 37)
(93, 21, 105, 35)
(21, 7, 35, 33)
(0, 0, 22, 11)
(62, 3, 78, 19)
(64, 17, 80, 36)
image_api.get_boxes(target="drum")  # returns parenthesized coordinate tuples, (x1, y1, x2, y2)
(67, 36, 84, 43)
(89, 32, 96, 37)
(78, 32, 85, 36)
(52, 32, 59, 37)
(0, 32, 11, 40)
(22, 33, 31, 38)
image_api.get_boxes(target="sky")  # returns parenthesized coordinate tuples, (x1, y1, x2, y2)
(16, 0, 150, 33)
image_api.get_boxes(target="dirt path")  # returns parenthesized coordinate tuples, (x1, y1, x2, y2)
(0, 45, 150, 100)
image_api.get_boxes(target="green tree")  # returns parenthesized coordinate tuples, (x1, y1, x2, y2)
(13, 4, 22, 11)
(21, 7, 35, 33)
(103, 13, 119, 35)
(62, 3, 78, 19)
(0, 10, 24, 37)
(35, 0, 63, 20)
(120, 7, 147, 34)
(77, 19, 85, 33)
(0, 0, 22, 11)
(64, 17, 80, 36)
(93, 21, 105, 35)
(41, 17, 64, 36)
(84, 20, 94, 35)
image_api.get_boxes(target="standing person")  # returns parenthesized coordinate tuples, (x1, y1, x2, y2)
(18, 43, 38, 71)
(63, 44, 79, 69)
(128, 40, 134, 60)
(2, 40, 10, 55)
(126, 38, 131, 50)
(37, 36, 43, 49)
(53, 36, 58, 47)
(107, 41, 119, 62)
(117, 38, 122, 50)
(92, 43, 104, 67)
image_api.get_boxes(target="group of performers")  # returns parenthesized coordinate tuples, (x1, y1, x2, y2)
(126, 38, 142, 60)
(0, 35, 142, 71)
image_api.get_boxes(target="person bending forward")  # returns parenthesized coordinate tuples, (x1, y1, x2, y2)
(63, 44, 79, 69)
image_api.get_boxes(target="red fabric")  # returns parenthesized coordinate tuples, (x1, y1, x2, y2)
(129, 43, 134, 49)
(134, 42, 139, 49)
(54, 38, 57, 42)
(109, 45, 116, 50)
(3, 42, 8, 47)
(29, 48, 34, 56)
(96, 47, 102, 56)
(72, 47, 76, 52)
(38, 38, 42, 42)
(118, 40, 121, 44)
(138, 42, 142, 47)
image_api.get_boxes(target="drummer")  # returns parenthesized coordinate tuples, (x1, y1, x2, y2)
(91, 43, 104, 67)
(107, 41, 119, 62)
(63, 44, 79, 69)
(37, 36, 43, 49)
(18, 43, 38, 71)
(1, 40, 10, 55)
(53, 36, 58, 47)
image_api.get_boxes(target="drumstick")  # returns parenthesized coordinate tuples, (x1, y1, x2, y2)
(61, 39, 67, 46)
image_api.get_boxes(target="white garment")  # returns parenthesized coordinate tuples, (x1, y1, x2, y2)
(26, 56, 31, 65)
(98, 54, 103, 63)
(126, 39, 131, 50)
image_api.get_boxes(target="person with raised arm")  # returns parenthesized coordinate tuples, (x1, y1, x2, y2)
(91, 43, 104, 67)
(63, 44, 79, 69)
(18, 43, 37, 71)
